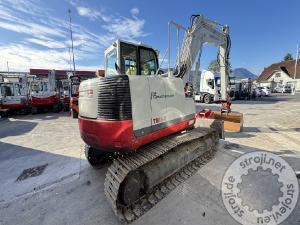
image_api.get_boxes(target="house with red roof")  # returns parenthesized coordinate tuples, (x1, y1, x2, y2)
(257, 60, 300, 91)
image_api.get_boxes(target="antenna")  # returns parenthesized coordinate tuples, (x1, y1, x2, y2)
(68, 47, 72, 71)
(68, 9, 76, 76)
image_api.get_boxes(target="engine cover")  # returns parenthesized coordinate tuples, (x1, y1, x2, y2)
(78, 75, 195, 152)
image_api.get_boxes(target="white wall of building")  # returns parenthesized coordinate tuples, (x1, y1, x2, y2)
(258, 70, 300, 91)
(267, 71, 293, 86)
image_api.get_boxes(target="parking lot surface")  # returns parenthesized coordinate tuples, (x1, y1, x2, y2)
(0, 93, 299, 225)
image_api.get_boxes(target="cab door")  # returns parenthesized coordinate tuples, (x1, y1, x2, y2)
(1, 83, 15, 105)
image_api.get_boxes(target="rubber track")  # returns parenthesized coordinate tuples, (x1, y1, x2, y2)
(104, 128, 218, 223)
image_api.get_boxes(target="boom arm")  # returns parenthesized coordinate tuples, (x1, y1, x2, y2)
(172, 15, 230, 100)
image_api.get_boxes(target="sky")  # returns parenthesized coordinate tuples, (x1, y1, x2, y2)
(0, 0, 299, 75)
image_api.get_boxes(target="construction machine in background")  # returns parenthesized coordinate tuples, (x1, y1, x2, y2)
(0, 73, 30, 115)
(69, 72, 96, 118)
(78, 15, 241, 222)
(29, 70, 62, 113)
(61, 79, 71, 111)
(69, 75, 80, 118)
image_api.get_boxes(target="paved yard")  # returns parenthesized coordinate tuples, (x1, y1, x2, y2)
(0, 94, 299, 225)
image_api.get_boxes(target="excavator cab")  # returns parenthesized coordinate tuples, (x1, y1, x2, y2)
(105, 40, 159, 76)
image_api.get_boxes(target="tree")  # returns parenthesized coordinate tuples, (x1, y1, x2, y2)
(284, 53, 293, 61)
(208, 59, 219, 72)
(207, 59, 232, 73)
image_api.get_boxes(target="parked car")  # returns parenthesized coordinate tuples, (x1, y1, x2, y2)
(253, 88, 262, 97)
(259, 87, 271, 96)
(273, 86, 283, 93)
(283, 85, 292, 93)
(273, 85, 292, 93)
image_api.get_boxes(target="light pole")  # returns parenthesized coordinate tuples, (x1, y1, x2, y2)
(68, 9, 76, 76)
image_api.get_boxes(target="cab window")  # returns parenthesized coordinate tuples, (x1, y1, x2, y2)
(71, 83, 79, 96)
(31, 83, 40, 92)
(41, 82, 48, 92)
(106, 49, 118, 75)
(140, 48, 157, 75)
(121, 43, 137, 75)
(207, 79, 215, 89)
(1, 84, 14, 96)
(14, 83, 22, 95)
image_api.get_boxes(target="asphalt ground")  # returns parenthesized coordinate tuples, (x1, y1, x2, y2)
(0, 93, 299, 225)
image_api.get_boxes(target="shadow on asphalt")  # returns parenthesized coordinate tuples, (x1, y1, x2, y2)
(225, 126, 300, 139)
(0, 112, 73, 138)
(0, 141, 120, 225)
(0, 120, 38, 138)
(1, 111, 71, 121)
(233, 97, 289, 105)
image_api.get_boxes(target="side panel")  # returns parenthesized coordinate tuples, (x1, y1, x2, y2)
(164, 77, 195, 121)
(164, 77, 184, 121)
(129, 76, 151, 136)
(147, 76, 167, 132)
(131, 76, 195, 137)
(2, 96, 26, 108)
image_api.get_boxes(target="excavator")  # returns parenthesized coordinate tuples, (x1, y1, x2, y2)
(78, 15, 241, 222)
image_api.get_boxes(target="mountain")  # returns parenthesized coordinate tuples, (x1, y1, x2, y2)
(231, 68, 257, 80)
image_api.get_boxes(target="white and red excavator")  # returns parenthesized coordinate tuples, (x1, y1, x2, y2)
(0, 73, 30, 115)
(29, 70, 61, 113)
(78, 15, 242, 222)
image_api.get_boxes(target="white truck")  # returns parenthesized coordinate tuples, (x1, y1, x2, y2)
(194, 70, 221, 103)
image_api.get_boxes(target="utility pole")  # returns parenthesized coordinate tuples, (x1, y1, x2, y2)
(292, 44, 299, 95)
(68, 9, 76, 76)
(294, 44, 299, 80)
(6, 61, 9, 73)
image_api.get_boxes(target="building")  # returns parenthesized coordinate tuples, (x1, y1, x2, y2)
(257, 60, 300, 91)
(29, 69, 98, 80)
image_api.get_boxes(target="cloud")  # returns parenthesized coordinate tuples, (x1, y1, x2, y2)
(70, 1, 110, 22)
(0, 0, 43, 17)
(130, 7, 139, 17)
(0, 43, 101, 72)
(76, 6, 99, 21)
(0, 1, 149, 71)
(72, 3, 148, 40)
(0, 44, 69, 71)
(26, 37, 67, 49)
(103, 17, 147, 39)
(0, 20, 66, 37)
(0, 3, 66, 38)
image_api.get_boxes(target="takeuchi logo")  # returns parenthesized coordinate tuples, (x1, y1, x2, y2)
(221, 151, 298, 225)
(151, 91, 175, 100)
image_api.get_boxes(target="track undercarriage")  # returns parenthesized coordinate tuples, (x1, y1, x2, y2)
(86, 127, 219, 222)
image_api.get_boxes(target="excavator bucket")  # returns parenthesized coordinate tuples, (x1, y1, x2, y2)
(195, 118, 224, 139)
(212, 111, 243, 132)
(195, 110, 225, 139)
